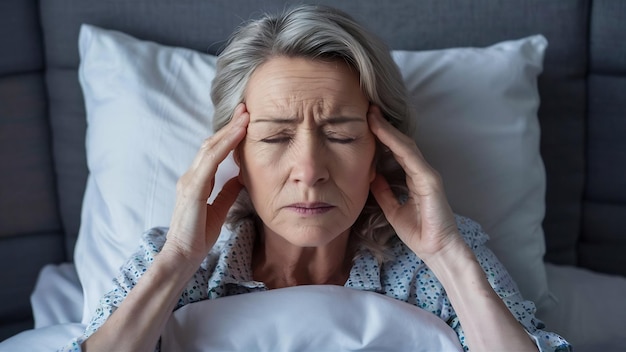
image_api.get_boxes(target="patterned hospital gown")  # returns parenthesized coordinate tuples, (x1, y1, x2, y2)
(60, 215, 571, 351)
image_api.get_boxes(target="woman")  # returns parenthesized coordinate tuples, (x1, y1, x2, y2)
(63, 5, 570, 352)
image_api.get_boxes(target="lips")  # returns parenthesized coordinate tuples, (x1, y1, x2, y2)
(286, 202, 335, 215)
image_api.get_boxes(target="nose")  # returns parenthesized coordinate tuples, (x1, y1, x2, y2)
(290, 133, 329, 187)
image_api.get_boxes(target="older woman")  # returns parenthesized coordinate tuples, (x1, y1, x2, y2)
(63, 5, 570, 352)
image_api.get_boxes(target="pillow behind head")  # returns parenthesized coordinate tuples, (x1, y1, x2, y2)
(76, 24, 552, 323)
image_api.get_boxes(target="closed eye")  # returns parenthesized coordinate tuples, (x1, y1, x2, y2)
(328, 137, 356, 144)
(325, 132, 356, 144)
(260, 136, 292, 144)
(259, 132, 356, 144)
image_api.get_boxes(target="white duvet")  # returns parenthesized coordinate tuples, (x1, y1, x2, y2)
(161, 285, 462, 352)
(1, 267, 462, 352)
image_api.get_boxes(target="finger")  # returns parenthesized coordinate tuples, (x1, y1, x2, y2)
(190, 103, 249, 170)
(207, 177, 243, 226)
(368, 105, 441, 194)
(368, 105, 423, 173)
(370, 173, 402, 221)
(184, 108, 249, 198)
(367, 105, 417, 146)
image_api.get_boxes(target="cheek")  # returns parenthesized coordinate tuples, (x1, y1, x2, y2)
(241, 139, 283, 170)
(239, 139, 285, 192)
(333, 140, 377, 187)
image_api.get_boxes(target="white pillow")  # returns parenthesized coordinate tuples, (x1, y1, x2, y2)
(161, 285, 463, 351)
(76, 24, 552, 323)
(76, 24, 236, 323)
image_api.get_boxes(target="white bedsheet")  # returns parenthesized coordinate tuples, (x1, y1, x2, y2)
(0, 323, 85, 352)
(538, 263, 626, 351)
(0, 263, 85, 352)
(1, 262, 625, 352)
(31, 263, 83, 328)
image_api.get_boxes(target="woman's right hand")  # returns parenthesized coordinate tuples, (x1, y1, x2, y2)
(163, 103, 249, 264)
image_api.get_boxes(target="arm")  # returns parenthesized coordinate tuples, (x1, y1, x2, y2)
(368, 105, 537, 351)
(456, 224, 571, 351)
(81, 105, 249, 352)
(426, 240, 538, 350)
(81, 249, 200, 352)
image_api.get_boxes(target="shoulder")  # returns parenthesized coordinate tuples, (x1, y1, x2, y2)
(141, 226, 169, 250)
(113, 227, 170, 285)
(117, 226, 169, 268)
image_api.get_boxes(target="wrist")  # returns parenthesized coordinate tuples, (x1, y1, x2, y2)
(161, 228, 215, 266)
(421, 238, 536, 351)
(159, 242, 206, 277)
(422, 238, 486, 289)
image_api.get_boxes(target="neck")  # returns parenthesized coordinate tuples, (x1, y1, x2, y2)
(252, 226, 353, 289)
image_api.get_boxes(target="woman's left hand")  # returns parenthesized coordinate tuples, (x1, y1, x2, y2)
(369, 106, 539, 351)
(368, 105, 465, 262)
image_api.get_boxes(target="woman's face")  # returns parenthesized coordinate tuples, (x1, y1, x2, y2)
(238, 56, 376, 247)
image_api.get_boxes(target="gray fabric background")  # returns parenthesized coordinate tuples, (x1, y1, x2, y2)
(582, 0, 626, 274)
(0, 0, 65, 338)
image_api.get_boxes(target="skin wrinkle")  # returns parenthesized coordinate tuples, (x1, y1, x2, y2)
(246, 119, 366, 223)
(248, 60, 358, 123)
(238, 56, 377, 288)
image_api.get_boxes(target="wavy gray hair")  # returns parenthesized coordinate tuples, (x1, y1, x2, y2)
(211, 4, 412, 262)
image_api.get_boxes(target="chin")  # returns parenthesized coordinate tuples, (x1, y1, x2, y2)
(287, 232, 339, 248)
(272, 225, 349, 248)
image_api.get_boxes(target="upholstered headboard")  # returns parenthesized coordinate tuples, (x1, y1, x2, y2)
(579, 1, 626, 274)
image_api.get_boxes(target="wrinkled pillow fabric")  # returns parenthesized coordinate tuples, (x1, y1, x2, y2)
(76, 24, 552, 324)
(161, 285, 463, 352)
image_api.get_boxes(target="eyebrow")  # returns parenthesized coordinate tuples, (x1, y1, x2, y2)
(251, 116, 365, 125)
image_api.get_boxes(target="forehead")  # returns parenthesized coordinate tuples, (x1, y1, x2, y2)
(244, 56, 368, 117)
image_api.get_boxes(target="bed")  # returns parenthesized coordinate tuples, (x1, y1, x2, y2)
(1, 0, 625, 351)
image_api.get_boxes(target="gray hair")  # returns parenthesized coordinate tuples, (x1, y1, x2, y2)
(211, 4, 412, 262)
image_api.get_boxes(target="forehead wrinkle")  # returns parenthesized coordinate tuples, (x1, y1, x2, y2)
(250, 94, 366, 126)
(251, 94, 338, 124)
(321, 116, 366, 125)
(246, 57, 367, 126)
(251, 116, 365, 126)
